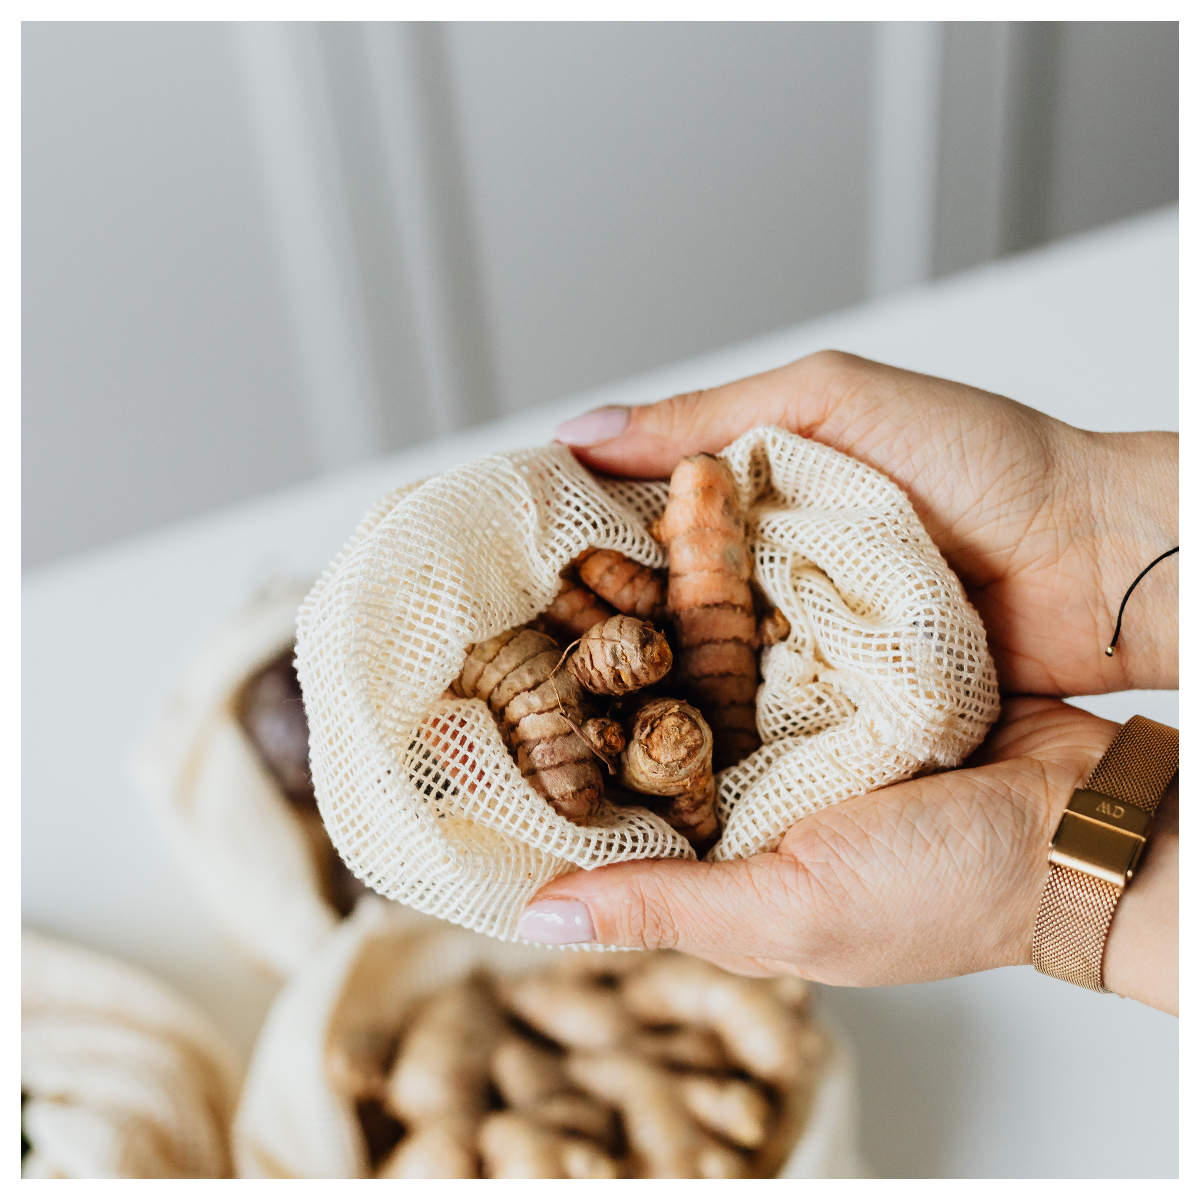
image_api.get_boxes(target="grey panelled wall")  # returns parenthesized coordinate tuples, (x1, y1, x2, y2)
(22, 21, 1178, 568)
(22, 23, 314, 567)
(439, 22, 873, 415)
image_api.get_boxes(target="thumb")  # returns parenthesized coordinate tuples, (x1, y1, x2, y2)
(551, 349, 873, 479)
(516, 853, 819, 966)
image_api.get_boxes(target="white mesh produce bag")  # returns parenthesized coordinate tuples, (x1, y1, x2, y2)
(133, 580, 358, 977)
(297, 426, 999, 942)
(233, 900, 861, 1179)
(21, 930, 241, 1179)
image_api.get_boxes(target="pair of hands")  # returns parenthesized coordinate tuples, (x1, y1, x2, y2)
(518, 351, 1178, 1013)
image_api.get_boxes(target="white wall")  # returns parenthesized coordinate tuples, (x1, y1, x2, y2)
(22, 23, 314, 564)
(22, 21, 1178, 568)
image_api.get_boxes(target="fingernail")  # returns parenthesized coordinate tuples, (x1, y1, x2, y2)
(517, 899, 596, 944)
(554, 405, 630, 446)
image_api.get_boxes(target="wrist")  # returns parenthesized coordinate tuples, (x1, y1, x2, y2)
(1003, 729, 1115, 971)
(1015, 712, 1179, 1013)
(1086, 431, 1178, 690)
(1101, 776, 1178, 1013)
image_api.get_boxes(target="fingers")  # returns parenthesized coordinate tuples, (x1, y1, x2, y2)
(554, 350, 883, 479)
(517, 853, 829, 968)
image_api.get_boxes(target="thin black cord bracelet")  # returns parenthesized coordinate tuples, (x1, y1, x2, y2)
(1105, 547, 1179, 656)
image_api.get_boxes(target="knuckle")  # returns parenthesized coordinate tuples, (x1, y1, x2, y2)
(649, 389, 711, 439)
(803, 348, 857, 373)
(621, 877, 682, 950)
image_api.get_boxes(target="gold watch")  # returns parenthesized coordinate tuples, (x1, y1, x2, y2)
(1032, 715, 1178, 992)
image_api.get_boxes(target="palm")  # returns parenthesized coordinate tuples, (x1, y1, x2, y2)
(775, 371, 1111, 696)
(679, 699, 1116, 983)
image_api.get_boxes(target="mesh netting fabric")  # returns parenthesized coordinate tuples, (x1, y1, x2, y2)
(232, 900, 858, 1179)
(297, 426, 999, 942)
(132, 580, 347, 977)
(21, 930, 242, 1179)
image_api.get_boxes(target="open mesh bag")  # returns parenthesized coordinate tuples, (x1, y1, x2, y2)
(297, 426, 999, 943)
(21, 930, 241, 1178)
(233, 899, 863, 1178)
(132, 579, 386, 977)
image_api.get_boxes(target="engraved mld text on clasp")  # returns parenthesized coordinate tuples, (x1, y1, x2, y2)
(1047, 788, 1151, 888)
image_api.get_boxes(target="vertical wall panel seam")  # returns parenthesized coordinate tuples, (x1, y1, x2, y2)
(232, 21, 385, 473)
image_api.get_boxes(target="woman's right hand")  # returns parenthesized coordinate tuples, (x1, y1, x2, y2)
(555, 350, 1178, 697)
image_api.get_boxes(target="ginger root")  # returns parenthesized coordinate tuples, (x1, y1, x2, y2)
(566, 1052, 747, 1178)
(378, 978, 507, 1178)
(479, 1112, 619, 1179)
(576, 549, 666, 622)
(345, 951, 827, 1179)
(326, 1028, 395, 1100)
(527, 1092, 616, 1144)
(385, 978, 504, 1121)
(678, 1075, 772, 1149)
(491, 1036, 570, 1108)
(491, 1036, 617, 1146)
(501, 975, 633, 1050)
(568, 615, 672, 696)
(458, 627, 609, 823)
(619, 697, 717, 848)
(652, 454, 760, 769)
(633, 1026, 729, 1072)
(378, 1115, 478, 1179)
(622, 955, 823, 1087)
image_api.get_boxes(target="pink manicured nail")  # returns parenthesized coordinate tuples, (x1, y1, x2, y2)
(517, 899, 596, 944)
(554, 405, 630, 446)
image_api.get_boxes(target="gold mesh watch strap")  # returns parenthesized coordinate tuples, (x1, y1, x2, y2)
(1086, 716, 1179, 813)
(1032, 716, 1178, 992)
(1033, 867, 1122, 991)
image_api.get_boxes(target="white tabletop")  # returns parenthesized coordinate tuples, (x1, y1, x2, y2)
(23, 206, 1178, 1178)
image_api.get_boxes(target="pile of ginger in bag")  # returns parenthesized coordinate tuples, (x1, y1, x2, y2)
(453, 454, 787, 852)
(330, 950, 825, 1179)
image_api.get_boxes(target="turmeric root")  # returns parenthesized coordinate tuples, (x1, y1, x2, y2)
(500, 975, 633, 1050)
(384, 978, 505, 1122)
(539, 577, 615, 642)
(621, 955, 824, 1087)
(568, 616, 673, 696)
(619, 698, 717, 848)
(576, 548, 666, 621)
(580, 716, 626, 763)
(566, 1052, 747, 1178)
(458, 628, 608, 823)
(757, 606, 791, 648)
(652, 454, 760, 769)
(479, 1112, 619, 1179)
